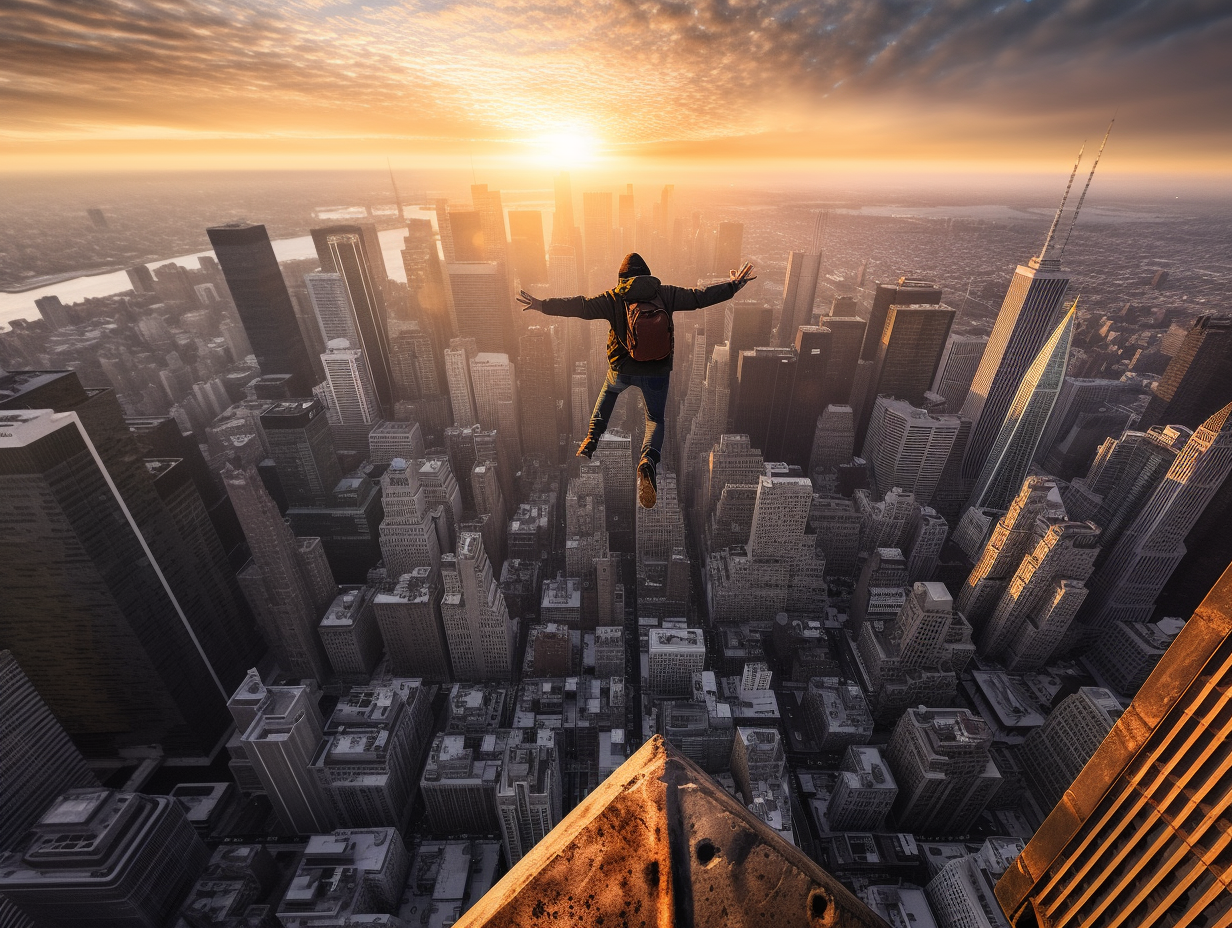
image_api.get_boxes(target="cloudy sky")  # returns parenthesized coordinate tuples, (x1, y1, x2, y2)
(2, 0, 1230, 172)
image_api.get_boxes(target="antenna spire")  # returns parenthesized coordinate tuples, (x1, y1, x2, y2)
(388, 158, 404, 222)
(1038, 141, 1085, 262)
(1059, 119, 1114, 261)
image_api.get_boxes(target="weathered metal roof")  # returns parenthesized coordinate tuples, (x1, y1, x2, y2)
(454, 733, 887, 928)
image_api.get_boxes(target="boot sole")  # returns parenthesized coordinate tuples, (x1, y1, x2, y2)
(638, 474, 657, 509)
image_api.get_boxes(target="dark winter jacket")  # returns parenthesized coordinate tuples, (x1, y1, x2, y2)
(536, 275, 739, 376)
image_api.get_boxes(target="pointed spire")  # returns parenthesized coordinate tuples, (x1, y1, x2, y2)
(809, 210, 828, 255)
(1038, 142, 1085, 263)
(388, 158, 404, 222)
(1059, 119, 1115, 261)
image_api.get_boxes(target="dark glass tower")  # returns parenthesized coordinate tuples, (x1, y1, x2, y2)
(1137, 313, 1232, 432)
(960, 256, 1070, 480)
(259, 400, 342, 507)
(860, 279, 943, 363)
(207, 223, 318, 396)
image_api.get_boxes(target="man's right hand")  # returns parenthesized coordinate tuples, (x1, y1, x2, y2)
(730, 262, 757, 291)
(516, 289, 542, 312)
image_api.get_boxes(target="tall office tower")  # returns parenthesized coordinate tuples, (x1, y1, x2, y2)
(960, 256, 1071, 481)
(747, 474, 814, 559)
(1085, 616, 1184, 698)
(368, 419, 424, 466)
(809, 495, 862, 577)
(551, 173, 575, 246)
(373, 567, 452, 681)
(1138, 312, 1232, 431)
(469, 352, 522, 458)
(444, 340, 478, 426)
(570, 361, 591, 441)
(776, 215, 824, 347)
(637, 468, 686, 560)
(996, 565, 1232, 928)
(850, 546, 909, 627)
(470, 183, 510, 266)
(680, 345, 733, 504)
(379, 458, 442, 576)
(497, 735, 563, 865)
(854, 486, 917, 553)
(956, 476, 1064, 629)
(582, 191, 615, 291)
(885, 706, 1000, 835)
(904, 504, 948, 582)
(321, 339, 381, 427)
(311, 679, 435, 828)
(979, 519, 1101, 668)
(566, 463, 609, 577)
(311, 221, 388, 287)
(417, 455, 464, 551)
(712, 221, 743, 276)
(595, 429, 636, 552)
(826, 745, 899, 831)
(434, 198, 457, 261)
(259, 399, 342, 506)
(732, 347, 796, 461)
(967, 308, 1075, 512)
(819, 316, 867, 411)
(1078, 401, 1232, 631)
(729, 727, 786, 804)
(471, 461, 509, 569)
(402, 215, 455, 328)
(1034, 376, 1127, 466)
(448, 262, 515, 357)
(126, 263, 157, 293)
(440, 532, 516, 682)
(207, 223, 318, 395)
(518, 327, 559, 463)
(891, 582, 971, 671)
(0, 406, 244, 755)
(855, 299, 954, 448)
(780, 326, 832, 467)
(0, 650, 98, 850)
(548, 243, 580, 297)
(508, 210, 548, 288)
(809, 404, 855, 482)
(444, 423, 484, 511)
(861, 398, 962, 505)
(0, 789, 209, 928)
(924, 838, 1025, 928)
(648, 628, 707, 697)
(931, 334, 989, 414)
(705, 433, 764, 516)
(860, 279, 944, 363)
(305, 272, 359, 344)
(224, 464, 334, 680)
(33, 294, 72, 329)
(421, 729, 510, 833)
(318, 586, 382, 683)
(724, 300, 773, 396)
(235, 678, 335, 834)
(1019, 686, 1123, 810)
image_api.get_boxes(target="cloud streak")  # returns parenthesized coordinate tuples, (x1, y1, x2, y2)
(1, 0, 1229, 166)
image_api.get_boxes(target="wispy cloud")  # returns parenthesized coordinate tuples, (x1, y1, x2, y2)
(1, 0, 1229, 164)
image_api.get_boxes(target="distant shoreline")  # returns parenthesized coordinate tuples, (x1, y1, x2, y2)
(1, 265, 128, 294)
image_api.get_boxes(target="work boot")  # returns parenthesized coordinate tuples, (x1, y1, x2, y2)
(576, 436, 598, 459)
(637, 458, 658, 509)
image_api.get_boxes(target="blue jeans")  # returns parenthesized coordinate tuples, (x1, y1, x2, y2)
(588, 370, 669, 464)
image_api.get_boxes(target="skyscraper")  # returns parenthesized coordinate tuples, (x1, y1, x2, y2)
(0, 650, 99, 850)
(885, 706, 1000, 835)
(321, 339, 382, 427)
(470, 183, 510, 267)
(0, 405, 241, 755)
(960, 256, 1071, 481)
(931, 334, 988, 414)
(582, 191, 614, 291)
(861, 397, 962, 505)
(1137, 312, 1232, 431)
(860, 279, 944, 364)
(496, 735, 563, 865)
(444, 339, 478, 425)
(967, 308, 1075, 512)
(373, 567, 452, 682)
(1034, 376, 1128, 467)
(469, 352, 522, 458)
(820, 315, 867, 411)
(379, 458, 442, 577)
(508, 210, 548, 287)
(1079, 401, 1232, 631)
(519, 327, 559, 463)
(448, 262, 515, 357)
(207, 223, 318, 396)
(259, 399, 342, 507)
(224, 464, 334, 681)
(855, 298, 954, 448)
(440, 532, 516, 682)
(996, 565, 1232, 928)
(1017, 686, 1122, 811)
(713, 221, 743, 276)
(776, 215, 824, 347)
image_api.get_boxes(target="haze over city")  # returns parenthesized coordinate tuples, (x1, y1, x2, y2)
(1, 3, 1231, 928)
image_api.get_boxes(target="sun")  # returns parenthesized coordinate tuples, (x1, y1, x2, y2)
(527, 131, 601, 167)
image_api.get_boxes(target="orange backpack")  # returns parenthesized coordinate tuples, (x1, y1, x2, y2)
(624, 296, 673, 362)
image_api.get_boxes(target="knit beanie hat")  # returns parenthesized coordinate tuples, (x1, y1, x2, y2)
(618, 253, 651, 279)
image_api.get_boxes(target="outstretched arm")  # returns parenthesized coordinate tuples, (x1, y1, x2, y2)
(663, 262, 757, 312)
(517, 289, 613, 321)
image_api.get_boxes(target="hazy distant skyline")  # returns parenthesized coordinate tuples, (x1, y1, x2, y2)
(2, 0, 1230, 174)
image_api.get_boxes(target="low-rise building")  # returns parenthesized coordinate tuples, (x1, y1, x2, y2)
(827, 746, 898, 832)
(276, 829, 409, 926)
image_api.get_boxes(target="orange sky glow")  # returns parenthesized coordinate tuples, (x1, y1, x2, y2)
(2, 0, 1230, 176)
